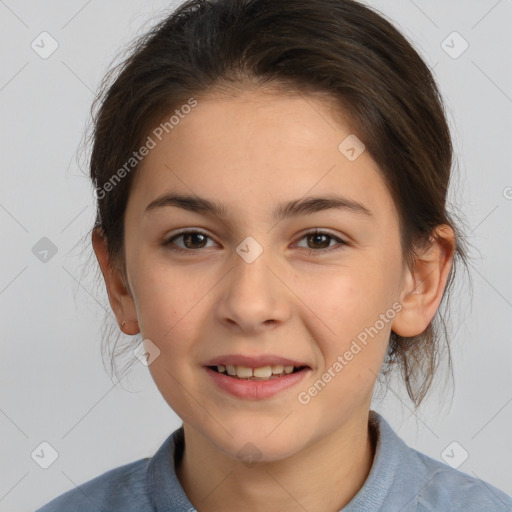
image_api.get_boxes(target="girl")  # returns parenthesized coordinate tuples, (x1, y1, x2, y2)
(37, 0, 512, 510)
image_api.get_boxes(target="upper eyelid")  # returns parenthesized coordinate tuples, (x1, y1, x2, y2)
(166, 228, 217, 243)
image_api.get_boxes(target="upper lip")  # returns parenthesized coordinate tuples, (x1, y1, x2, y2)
(204, 354, 310, 368)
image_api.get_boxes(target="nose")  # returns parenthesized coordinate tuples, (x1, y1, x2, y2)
(214, 246, 292, 335)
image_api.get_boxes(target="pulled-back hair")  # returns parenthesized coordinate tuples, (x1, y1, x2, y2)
(86, 0, 470, 407)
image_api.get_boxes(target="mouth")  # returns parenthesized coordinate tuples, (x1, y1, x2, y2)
(208, 364, 308, 381)
(203, 355, 311, 399)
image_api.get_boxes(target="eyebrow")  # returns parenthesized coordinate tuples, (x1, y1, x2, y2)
(144, 193, 373, 220)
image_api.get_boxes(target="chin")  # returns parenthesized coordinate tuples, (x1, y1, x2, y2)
(202, 418, 311, 464)
(222, 437, 303, 465)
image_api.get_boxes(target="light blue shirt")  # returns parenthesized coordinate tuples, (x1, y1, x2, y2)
(35, 410, 512, 511)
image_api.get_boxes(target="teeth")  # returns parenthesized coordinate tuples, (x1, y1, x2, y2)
(236, 365, 253, 378)
(214, 364, 302, 380)
(253, 366, 272, 378)
(271, 364, 284, 374)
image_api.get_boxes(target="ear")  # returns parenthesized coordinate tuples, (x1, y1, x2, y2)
(391, 225, 456, 337)
(91, 228, 139, 335)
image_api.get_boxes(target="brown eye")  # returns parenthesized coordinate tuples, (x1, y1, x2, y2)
(295, 229, 348, 255)
(181, 232, 208, 249)
(164, 230, 216, 252)
(306, 232, 332, 249)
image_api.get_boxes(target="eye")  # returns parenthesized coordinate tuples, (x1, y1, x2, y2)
(163, 230, 217, 253)
(294, 229, 348, 255)
(163, 228, 348, 255)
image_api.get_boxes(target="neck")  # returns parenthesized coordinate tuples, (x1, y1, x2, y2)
(176, 411, 376, 512)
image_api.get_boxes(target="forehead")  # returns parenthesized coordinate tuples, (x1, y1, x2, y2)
(129, 88, 398, 225)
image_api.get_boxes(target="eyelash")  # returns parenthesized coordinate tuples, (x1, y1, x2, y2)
(163, 229, 348, 256)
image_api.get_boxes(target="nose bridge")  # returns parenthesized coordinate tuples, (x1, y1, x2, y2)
(215, 235, 290, 331)
(231, 236, 277, 300)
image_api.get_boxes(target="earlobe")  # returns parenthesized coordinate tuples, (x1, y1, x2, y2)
(91, 228, 140, 335)
(391, 225, 456, 338)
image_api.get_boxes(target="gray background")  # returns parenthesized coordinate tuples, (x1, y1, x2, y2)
(1, 1, 511, 510)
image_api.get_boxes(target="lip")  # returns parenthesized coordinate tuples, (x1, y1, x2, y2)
(205, 366, 310, 400)
(203, 354, 309, 368)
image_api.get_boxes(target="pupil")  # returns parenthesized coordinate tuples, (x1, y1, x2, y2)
(185, 233, 206, 249)
(309, 233, 329, 249)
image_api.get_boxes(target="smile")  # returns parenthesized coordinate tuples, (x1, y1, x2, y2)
(209, 364, 306, 380)
(205, 364, 310, 400)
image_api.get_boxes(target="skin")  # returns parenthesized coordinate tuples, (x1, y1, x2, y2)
(93, 86, 455, 512)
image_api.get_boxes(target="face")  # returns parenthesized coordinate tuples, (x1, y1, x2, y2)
(120, 88, 407, 461)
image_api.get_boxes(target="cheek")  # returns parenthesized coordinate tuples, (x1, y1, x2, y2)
(297, 262, 391, 333)
(129, 273, 211, 404)
(295, 260, 396, 378)
(131, 254, 208, 335)
(132, 263, 210, 421)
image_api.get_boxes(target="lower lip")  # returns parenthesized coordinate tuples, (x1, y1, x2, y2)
(205, 367, 309, 400)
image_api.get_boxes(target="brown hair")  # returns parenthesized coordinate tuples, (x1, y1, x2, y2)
(85, 0, 471, 407)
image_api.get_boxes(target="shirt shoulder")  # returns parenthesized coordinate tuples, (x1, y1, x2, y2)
(409, 448, 512, 511)
(34, 457, 153, 512)
(347, 412, 512, 512)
